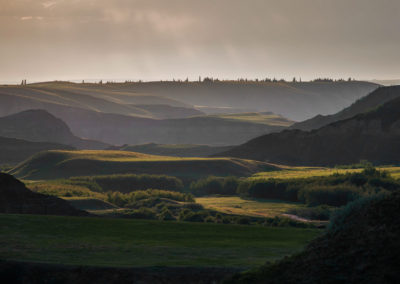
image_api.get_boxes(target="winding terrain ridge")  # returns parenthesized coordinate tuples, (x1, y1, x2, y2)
(0, 81, 377, 145)
(217, 89, 400, 166)
(9, 150, 279, 180)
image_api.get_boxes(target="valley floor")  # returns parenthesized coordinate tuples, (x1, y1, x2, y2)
(0, 214, 319, 269)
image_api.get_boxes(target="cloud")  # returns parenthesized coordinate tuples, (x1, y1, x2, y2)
(42, 1, 58, 9)
(1, 0, 400, 82)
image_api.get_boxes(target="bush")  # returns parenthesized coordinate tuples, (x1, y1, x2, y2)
(298, 185, 361, 206)
(286, 205, 334, 221)
(190, 176, 239, 196)
(328, 193, 387, 234)
(158, 209, 176, 221)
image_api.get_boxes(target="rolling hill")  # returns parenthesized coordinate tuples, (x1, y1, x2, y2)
(0, 110, 108, 149)
(0, 136, 74, 165)
(9, 150, 279, 180)
(0, 81, 377, 145)
(103, 80, 378, 121)
(108, 143, 234, 157)
(216, 90, 400, 166)
(292, 85, 400, 130)
(0, 84, 287, 145)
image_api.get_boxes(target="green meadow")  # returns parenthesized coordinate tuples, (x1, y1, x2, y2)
(0, 214, 319, 268)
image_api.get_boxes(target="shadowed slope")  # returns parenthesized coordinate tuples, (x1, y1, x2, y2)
(217, 92, 400, 166)
(0, 136, 74, 165)
(0, 173, 88, 216)
(292, 85, 400, 130)
(0, 110, 108, 149)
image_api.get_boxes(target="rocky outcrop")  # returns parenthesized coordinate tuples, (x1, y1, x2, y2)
(0, 173, 88, 216)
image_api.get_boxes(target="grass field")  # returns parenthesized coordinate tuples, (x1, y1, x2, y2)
(251, 166, 400, 180)
(10, 150, 278, 180)
(0, 214, 320, 268)
(196, 197, 304, 218)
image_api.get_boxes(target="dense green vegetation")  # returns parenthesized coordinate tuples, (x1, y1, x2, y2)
(0, 214, 320, 268)
(239, 168, 398, 206)
(190, 176, 239, 195)
(70, 174, 184, 193)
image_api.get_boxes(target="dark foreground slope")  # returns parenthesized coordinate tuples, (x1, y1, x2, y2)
(0, 110, 108, 149)
(217, 94, 400, 166)
(0, 263, 238, 284)
(227, 192, 400, 284)
(0, 136, 74, 165)
(292, 85, 400, 130)
(0, 173, 87, 216)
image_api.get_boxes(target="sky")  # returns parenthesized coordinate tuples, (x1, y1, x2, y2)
(0, 0, 400, 83)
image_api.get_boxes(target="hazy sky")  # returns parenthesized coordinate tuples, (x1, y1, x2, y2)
(1, 0, 399, 83)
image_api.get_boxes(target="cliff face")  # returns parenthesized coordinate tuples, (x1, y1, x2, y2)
(217, 94, 400, 166)
(0, 173, 88, 216)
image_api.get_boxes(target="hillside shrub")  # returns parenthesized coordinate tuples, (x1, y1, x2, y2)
(298, 185, 362, 206)
(286, 205, 334, 221)
(71, 174, 184, 193)
(190, 176, 239, 196)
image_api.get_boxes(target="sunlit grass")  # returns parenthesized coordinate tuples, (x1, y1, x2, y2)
(211, 112, 294, 126)
(196, 196, 304, 218)
(250, 166, 400, 180)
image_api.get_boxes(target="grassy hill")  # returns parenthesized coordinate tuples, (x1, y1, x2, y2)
(217, 90, 400, 166)
(0, 109, 108, 149)
(292, 85, 400, 130)
(9, 150, 279, 180)
(0, 136, 74, 165)
(108, 143, 234, 157)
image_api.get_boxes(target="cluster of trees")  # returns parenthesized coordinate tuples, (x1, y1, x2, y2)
(190, 176, 239, 196)
(87, 77, 356, 84)
(189, 168, 399, 208)
(105, 189, 193, 208)
(70, 174, 184, 193)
